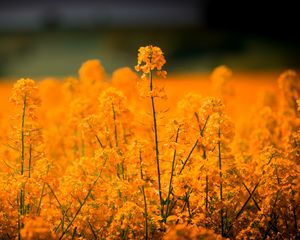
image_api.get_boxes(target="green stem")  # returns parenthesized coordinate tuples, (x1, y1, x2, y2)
(196, 114, 210, 216)
(149, 70, 163, 217)
(28, 143, 32, 178)
(202, 141, 208, 217)
(179, 139, 198, 175)
(184, 189, 193, 222)
(71, 226, 77, 240)
(18, 95, 27, 240)
(18, 190, 22, 240)
(95, 134, 103, 148)
(186, 196, 192, 221)
(226, 180, 261, 235)
(293, 206, 298, 239)
(218, 126, 224, 237)
(105, 125, 113, 148)
(21, 96, 26, 175)
(226, 153, 276, 236)
(165, 127, 180, 221)
(139, 148, 148, 240)
(88, 221, 98, 240)
(86, 120, 103, 148)
(47, 183, 71, 223)
(36, 182, 46, 216)
(200, 116, 210, 136)
(205, 174, 209, 215)
(59, 172, 102, 240)
(242, 182, 261, 211)
(53, 206, 71, 233)
(112, 102, 118, 147)
(142, 187, 148, 240)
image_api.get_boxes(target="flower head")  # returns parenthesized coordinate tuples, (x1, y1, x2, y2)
(278, 69, 300, 111)
(9, 78, 41, 107)
(211, 65, 234, 97)
(112, 67, 138, 94)
(135, 45, 167, 79)
(79, 59, 105, 84)
(211, 65, 232, 86)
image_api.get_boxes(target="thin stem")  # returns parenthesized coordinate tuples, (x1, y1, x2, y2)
(205, 174, 209, 215)
(28, 143, 32, 178)
(179, 139, 198, 175)
(226, 180, 261, 235)
(112, 102, 118, 147)
(139, 150, 148, 240)
(186, 196, 192, 221)
(165, 127, 180, 221)
(36, 182, 46, 216)
(59, 172, 102, 240)
(262, 192, 279, 239)
(18, 95, 27, 240)
(242, 182, 261, 211)
(218, 126, 224, 236)
(149, 70, 163, 217)
(202, 131, 209, 217)
(21, 95, 26, 175)
(95, 134, 103, 148)
(47, 183, 71, 223)
(141, 186, 148, 240)
(197, 114, 210, 216)
(200, 115, 210, 136)
(71, 226, 77, 240)
(293, 206, 298, 239)
(18, 191, 22, 240)
(86, 120, 103, 148)
(139, 150, 144, 180)
(88, 221, 98, 240)
(53, 206, 71, 233)
(194, 112, 201, 132)
(184, 189, 193, 222)
(226, 154, 277, 236)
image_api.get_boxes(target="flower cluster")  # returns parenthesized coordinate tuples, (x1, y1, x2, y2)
(135, 45, 167, 79)
(0, 47, 299, 239)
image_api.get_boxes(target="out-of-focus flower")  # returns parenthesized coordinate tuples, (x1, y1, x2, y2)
(21, 217, 55, 240)
(164, 224, 223, 240)
(79, 59, 105, 84)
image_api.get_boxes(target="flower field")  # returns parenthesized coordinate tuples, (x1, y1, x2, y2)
(0, 46, 299, 239)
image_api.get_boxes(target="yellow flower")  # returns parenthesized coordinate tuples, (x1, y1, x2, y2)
(79, 59, 105, 84)
(9, 78, 41, 107)
(112, 67, 138, 91)
(21, 217, 55, 240)
(211, 65, 232, 87)
(135, 45, 167, 78)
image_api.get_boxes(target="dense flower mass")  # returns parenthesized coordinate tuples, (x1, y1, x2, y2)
(9, 78, 41, 107)
(0, 47, 299, 239)
(135, 45, 167, 79)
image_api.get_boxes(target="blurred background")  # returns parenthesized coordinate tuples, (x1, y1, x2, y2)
(0, 0, 299, 79)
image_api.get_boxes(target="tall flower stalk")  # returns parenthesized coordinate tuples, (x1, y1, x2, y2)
(135, 45, 167, 218)
(9, 78, 42, 239)
(149, 69, 163, 215)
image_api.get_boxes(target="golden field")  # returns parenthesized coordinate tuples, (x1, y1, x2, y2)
(0, 46, 299, 239)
